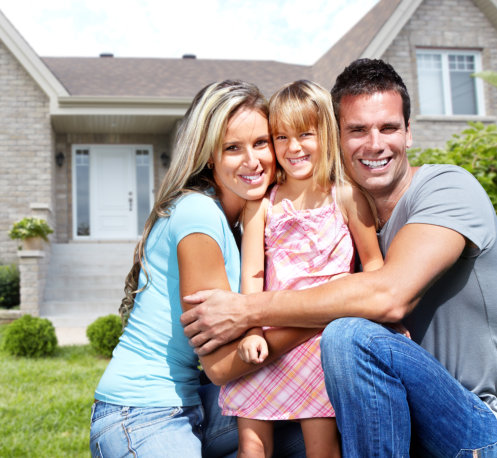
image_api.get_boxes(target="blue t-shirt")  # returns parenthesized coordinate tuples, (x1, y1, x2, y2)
(95, 192, 241, 407)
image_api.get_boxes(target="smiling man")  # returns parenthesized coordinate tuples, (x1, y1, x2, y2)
(182, 59, 497, 455)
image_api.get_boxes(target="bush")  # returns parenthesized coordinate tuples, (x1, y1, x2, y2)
(408, 122, 497, 212)
(0, 264, 20, 308)
(86, 314, 122, 357)
(3, 315, 57, 357)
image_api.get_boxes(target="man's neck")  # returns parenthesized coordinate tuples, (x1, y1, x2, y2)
(375, 166, 419, 227)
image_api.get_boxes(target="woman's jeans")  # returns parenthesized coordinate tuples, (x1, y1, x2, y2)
(321, 317, 497, 457)
(90, 384, 305, 457)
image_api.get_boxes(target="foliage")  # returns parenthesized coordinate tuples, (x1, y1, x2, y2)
(408, 122, 497, 211)
(86, 314, 122, 357)
(8, 217, 54, 242)
(3, 314, 58, 357)
(473, 70, 497, 88)
(0, 264, 20, 308)
(0, 335, 108, 457)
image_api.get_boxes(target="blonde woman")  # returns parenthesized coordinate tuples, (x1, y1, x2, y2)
(90, 80, 313, 457)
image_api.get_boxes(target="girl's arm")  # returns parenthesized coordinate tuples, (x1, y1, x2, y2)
(342, 184, 410, 337)
(178, 232, 320, 385)
(341, 183, 384, 272)
(241, 197, 267, 294)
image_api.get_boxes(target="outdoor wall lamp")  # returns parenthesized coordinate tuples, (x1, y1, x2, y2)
(160, 152, 171, 168)
(55, 152, 65, 167)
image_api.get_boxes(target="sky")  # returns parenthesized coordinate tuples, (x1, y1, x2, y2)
(0, 0, 378, 65)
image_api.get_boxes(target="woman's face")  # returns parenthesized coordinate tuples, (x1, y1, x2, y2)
(212, 107, 275, 219)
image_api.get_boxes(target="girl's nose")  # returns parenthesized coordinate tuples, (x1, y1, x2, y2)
(289, 137, 301, 152)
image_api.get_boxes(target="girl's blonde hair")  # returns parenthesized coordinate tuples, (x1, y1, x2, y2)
(269, 79, 345, 189)
(119, 80, 268, 323)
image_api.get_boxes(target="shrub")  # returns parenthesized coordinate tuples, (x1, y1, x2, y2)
(0, 264, 20, 308)
(86, 315, 122, 357)
(408, 122, 497, 212)
(3, 315, 57, 357)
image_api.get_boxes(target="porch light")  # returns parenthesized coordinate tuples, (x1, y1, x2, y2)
(160, 152, 170, 168)
(55, 152, 65, 167)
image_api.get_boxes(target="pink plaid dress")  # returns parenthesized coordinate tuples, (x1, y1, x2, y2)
(219, 185, 355, 420)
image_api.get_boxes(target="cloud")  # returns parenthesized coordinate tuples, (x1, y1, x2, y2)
(0, 0, 378, 64)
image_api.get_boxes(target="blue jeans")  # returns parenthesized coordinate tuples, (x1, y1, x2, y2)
(321, 318, 497, 457)
(90, 402, 203, 456)
(199, 382, 305, 457)
(90, 385, 305, 457)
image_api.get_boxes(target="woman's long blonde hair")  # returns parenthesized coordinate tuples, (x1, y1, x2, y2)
(119, 80, 269, 323)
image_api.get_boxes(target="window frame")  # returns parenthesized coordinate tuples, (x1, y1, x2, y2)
(416, 48, 485, 116)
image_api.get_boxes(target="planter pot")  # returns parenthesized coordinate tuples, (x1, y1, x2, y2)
(22, 237, 44, 250)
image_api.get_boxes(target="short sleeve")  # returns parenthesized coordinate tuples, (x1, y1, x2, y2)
(406, 165, 496, 253)
(168, 192, 228, 251)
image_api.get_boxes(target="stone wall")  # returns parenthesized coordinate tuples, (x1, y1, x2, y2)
(381, 0, 497, 151)
(0, 40, 54, 263)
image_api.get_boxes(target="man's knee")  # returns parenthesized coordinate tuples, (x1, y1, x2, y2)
(322, 318, 373, 353)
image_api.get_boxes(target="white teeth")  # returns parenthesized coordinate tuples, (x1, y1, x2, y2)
(289, 156, 309, 164)
(361, 159, 388, 168)
(241, 173, 261, 181)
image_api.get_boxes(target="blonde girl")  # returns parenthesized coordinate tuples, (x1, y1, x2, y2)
(219, 80, 384, 457)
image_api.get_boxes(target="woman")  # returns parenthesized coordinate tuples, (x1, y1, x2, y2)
(90, 80, 314, 457)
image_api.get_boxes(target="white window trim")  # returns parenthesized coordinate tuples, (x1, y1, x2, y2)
(416, 49, 485, 116)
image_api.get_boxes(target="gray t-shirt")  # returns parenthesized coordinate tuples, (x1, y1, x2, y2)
(378, 164, 497, 414)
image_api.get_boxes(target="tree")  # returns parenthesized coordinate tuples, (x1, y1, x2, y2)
(408, 122, 497, 212)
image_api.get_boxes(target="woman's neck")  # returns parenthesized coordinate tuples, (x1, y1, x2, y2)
(217, 190, 245, 227)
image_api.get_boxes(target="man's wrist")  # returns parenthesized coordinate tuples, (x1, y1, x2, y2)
(245, 290, 273, 328)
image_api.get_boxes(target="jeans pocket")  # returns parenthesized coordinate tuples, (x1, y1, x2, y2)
(456, 440, 497, 457)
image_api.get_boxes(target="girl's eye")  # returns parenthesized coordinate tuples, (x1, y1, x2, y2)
(275, 135, 286, 141)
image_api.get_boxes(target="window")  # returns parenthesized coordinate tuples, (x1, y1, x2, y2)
(416, 50, 484, 116)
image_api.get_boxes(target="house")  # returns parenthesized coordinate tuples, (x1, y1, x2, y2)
(1, 0, 496, 338)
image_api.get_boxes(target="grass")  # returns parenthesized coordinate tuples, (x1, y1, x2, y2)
(0, 325, 109, 457)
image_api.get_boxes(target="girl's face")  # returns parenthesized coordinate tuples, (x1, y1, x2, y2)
(212, 108, 275, 220)
(273, 124, 320, 182)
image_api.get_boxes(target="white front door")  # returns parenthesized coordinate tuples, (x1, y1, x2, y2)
(92, 146, 136, 239)
(72, 145, 153, 240)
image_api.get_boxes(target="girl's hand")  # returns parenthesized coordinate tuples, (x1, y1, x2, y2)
(237, 334, 269, 364)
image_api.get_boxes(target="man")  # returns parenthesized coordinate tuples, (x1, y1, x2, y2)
(182, 59, 497, 455)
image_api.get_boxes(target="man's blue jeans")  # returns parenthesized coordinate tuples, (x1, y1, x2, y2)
(321, 318, 497, 457)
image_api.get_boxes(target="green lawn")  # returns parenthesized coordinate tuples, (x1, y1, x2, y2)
(0, 326, 108, 457)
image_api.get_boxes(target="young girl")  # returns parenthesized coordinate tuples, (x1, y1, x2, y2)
(219, 80, 385, 457)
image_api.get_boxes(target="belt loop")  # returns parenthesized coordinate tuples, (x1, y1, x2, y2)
(121, 406, 130, 417)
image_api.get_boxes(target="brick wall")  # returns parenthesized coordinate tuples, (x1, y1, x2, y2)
(381, 0, 497, 151)
(0, 40, 54, 263)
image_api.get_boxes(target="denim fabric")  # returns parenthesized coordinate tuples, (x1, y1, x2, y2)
(90, 401, 203, 457)
(321, 318, 497, 457)
(199, 382, 306, 457)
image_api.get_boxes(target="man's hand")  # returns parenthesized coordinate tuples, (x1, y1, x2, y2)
(181, 289, 251, 355)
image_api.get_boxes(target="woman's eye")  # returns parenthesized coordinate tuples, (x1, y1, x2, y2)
(225, 145, 238, 152)
(255, 139, 268, 147)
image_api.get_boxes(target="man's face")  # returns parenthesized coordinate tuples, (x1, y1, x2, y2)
(339, 91, 412, 199)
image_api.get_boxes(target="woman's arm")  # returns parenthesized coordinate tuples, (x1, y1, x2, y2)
(177, 233, 320, 385)
(341, 184, 384, 272)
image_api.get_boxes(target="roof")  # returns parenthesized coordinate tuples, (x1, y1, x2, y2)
(43, 56, 311, 99)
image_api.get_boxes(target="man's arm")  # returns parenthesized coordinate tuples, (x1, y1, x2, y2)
(182, 223, 466, 355)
